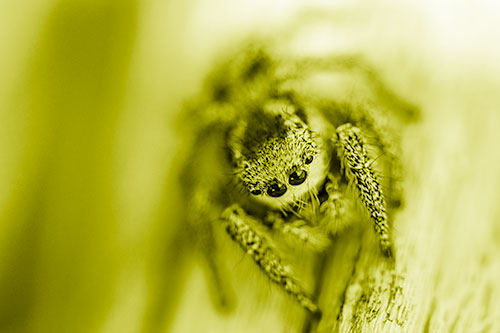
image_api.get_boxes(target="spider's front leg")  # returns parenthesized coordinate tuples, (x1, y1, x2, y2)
(220, 204, 321, 315)
(335, 123, 394, 258)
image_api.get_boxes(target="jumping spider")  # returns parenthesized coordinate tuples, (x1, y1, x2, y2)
(178, 41, 417, 317)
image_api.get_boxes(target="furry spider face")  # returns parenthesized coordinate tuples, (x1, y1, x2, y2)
(229, 101, 330, 209)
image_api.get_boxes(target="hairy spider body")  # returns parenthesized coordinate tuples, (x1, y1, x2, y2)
(178, 41, 416, 316)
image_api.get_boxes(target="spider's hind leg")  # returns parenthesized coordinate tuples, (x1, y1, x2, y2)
(186, 188, 237, 313)
(335, 123, 393, 258)
(199, 219, 237, 312)
(220, 204, 321, 315)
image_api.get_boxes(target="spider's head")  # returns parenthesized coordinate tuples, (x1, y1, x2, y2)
(229, 101, 328, 209)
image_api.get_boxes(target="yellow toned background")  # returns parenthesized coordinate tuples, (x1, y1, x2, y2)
(1, 0, 500, 332)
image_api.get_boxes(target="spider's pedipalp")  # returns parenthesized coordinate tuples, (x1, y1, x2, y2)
(319, 173, 352, 236)
(265, 212, 331, 251)
(220, 204, 321, 315)
(335, 123, 394, 258)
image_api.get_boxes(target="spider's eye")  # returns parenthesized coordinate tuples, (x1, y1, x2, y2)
(305, 156, 314, 164)
(289, 170, 307, 186)
(250, 189, 262, 195)
(267, 182, 287, 197)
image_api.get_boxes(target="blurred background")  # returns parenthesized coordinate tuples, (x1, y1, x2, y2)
(1, 0, 500, 332)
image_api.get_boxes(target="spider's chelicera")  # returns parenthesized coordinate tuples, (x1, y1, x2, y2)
(180, 44, 416, 316)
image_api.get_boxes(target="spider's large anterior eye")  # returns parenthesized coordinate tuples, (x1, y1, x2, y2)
(250, 189, 262, 195)
(305, 156, 314, 164)
(289, 170, 307, 185)
(267, 182, 287, 197)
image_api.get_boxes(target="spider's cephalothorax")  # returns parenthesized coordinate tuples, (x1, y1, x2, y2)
(228, 101, 330, 211)
(180, 42, 417, 317)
